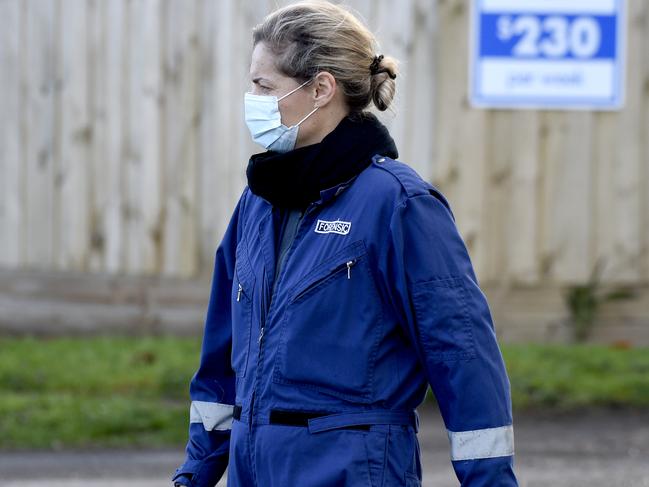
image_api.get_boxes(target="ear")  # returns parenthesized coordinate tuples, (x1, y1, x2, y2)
(311, 71, 337, 108)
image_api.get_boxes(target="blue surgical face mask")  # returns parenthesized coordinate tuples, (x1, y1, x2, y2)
(244, 78, 319, 153)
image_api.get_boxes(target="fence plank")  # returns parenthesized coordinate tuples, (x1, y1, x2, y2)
(0, 1, 22, 267)
(160, 0, 200, 277)
(383, 0, 436, 182)
(434, 0, 487, 278)
(57, 0, 90, 270)
(373, 0, 414, 163)
(24, 0, 57, 267)
(592, 0, 645, 284)
(540, 112, 594, 283)
(124, 0, 162, 274)
(197, 0, 243, 271)
(483, 112, 511, 283)
(407, 0, 437, 182)
(196, 0, 220, 270)
(643, 0, 649, 281)
(508, 111, 540, 284)
(88, 0, 126, 273)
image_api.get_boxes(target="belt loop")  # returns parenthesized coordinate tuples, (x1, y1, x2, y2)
(233, 404, 243, 421)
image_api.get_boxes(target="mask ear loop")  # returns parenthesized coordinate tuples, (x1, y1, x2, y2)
(277, 77, 314, 101)
(278, 77, 320, 126)
(295, 105, 319, 126)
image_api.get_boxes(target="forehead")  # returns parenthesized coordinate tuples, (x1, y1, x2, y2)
(249, 42, 281, 80)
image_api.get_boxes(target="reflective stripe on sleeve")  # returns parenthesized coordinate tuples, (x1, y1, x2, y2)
(189, 401, 234, 431)
(448, 424, 514, 461)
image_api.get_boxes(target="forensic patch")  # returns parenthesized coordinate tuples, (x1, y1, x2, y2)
(314, 219, 352, 235)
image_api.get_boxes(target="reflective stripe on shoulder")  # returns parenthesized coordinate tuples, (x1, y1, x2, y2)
(447, 424, 514, 461)
(190, 401, 234, 431)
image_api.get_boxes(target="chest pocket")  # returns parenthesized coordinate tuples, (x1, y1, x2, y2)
(272, 240, 382, 403)
(231, 240, 255, 378)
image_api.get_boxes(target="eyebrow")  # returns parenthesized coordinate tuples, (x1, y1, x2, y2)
(251, 77, 272, 84)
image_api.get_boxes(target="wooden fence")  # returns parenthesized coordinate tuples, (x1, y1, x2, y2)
(0, 0, 648, 340)
(0, 0, 437, 279)
(435, 0, 649, 288)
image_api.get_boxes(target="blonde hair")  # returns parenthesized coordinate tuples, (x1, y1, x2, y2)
(252, 1, 398, 113)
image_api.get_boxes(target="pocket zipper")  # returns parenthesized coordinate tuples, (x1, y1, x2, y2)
(346, 260, 356, 279)
(237, 282, 244, 302)
(292, 258, 358, 303)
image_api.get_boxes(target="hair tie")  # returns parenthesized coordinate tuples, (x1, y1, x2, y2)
(369, 55, 383, 74)
(369, 54, 396, 79)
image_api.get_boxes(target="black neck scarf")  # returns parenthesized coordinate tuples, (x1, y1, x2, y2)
(246, 112, 399, 209)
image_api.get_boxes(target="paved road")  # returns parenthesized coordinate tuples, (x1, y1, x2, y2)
(3, 404, 648, 486)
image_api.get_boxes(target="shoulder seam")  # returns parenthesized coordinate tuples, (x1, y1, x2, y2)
(372, 161, 409, 196)
(372, 159, 429, 199)
(406, 190, 455, 221)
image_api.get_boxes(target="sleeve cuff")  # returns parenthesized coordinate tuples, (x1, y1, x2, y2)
(173, 475, 191, 486)
(172, 459, 202, 485)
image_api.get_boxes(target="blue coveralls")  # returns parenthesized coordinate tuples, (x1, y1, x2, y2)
(173, 155, 518, 486)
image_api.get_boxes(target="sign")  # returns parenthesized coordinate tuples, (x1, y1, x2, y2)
(470, 0, 626, 110)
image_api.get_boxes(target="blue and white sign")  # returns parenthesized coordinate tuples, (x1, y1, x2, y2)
(470, 0, 626, 110)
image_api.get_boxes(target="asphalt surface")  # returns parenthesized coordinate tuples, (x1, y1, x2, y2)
(2, 403, 648, 486)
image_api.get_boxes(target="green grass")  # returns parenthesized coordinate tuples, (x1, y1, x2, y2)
(0, 336, 201, 450)
(502, 344, 649, 411)
(0, 337, 647, 450)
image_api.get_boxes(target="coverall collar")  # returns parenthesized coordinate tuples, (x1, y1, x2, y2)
(246, 111, 398, 209)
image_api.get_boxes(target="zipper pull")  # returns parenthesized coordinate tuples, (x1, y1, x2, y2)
(258, 326, 265, 343)
(346, 260, 355, 279)
(237, 283, 243, 302)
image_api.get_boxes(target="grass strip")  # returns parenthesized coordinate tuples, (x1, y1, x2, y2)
(0, 337, 647, 449)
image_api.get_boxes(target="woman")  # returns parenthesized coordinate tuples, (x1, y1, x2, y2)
(173, 2, 517, 486)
